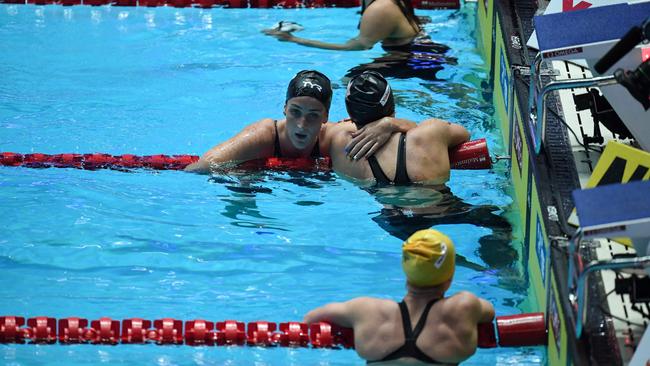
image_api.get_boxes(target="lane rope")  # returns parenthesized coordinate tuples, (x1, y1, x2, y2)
(0, 0, 459, 9)
(0, 138, 492, 172)
(0, 313, 546, 348)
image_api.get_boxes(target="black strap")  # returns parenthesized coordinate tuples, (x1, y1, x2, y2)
(311, 138, 321, 158)
(274, 119, 320, 158)
(273, 120, 282, 158)
(393, 133, 411, 185)
(408, 298, 438, 340)
(368, 156, 391, 184)
(368, 133, 410, 186)
(369, 299, 442, 364)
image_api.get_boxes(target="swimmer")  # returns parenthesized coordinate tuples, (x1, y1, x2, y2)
(185, 70, 410, 173)
(329, 71, 470, 185)
(304, 229, 495, 364)
(263, 0, 421, 51)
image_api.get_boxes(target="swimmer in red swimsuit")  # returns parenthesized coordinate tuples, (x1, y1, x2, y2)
(186, 70, 411, 174)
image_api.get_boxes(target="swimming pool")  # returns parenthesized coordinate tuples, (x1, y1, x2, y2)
(1, 4, 544, 364)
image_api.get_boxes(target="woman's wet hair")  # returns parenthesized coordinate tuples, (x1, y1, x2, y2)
(345, 71, 395, 127)
(286, 70, 333, 111)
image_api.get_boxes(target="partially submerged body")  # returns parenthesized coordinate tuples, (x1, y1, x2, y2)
(263, 0, 421, 51)
(330, 118, 469, 186)
(304, 230, 495, 364)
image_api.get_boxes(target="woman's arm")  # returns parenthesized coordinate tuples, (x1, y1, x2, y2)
(263, 1, 397, 50)
(303, 297, 378, 328)
(262, 30, 377, 50)
(185, 119, 275, 173)
(304, 302, 355, 327)
(345, 117, 417, 159)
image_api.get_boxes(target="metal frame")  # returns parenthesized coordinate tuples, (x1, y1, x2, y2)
(527, 55, 618, 155)
(527, 54, 650, 339)
(574, 255, 650, 337)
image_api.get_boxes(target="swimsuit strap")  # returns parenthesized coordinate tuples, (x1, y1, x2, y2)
(273, 120, 282, 158)
(368, 155, 391, 185)
(274, 119, 320, 158)
(311, 137, 321, 158)
(393, 133, 411, 185)
(409, 298, 439, 339)
(368, 299, 443, 364)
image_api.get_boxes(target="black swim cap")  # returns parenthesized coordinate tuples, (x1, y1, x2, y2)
(286, 70, 333, 111)
(345, 71, 395, 126)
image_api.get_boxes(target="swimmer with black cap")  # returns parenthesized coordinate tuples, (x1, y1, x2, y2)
(304, 229, 495, 364)
(328, 71, 470, 185)
(186, 70, 407, 173)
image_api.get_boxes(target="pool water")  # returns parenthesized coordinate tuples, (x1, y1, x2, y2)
(1, 4, 544, 365)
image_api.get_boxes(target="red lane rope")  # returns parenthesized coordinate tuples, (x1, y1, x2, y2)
(1, 0, 459, 9)
(0, 313, 546, 348)
(0, 138, 492, 172)
(0, 153, 200, 171)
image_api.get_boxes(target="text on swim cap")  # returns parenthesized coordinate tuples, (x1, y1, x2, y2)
(379, 84, 391, 106)
(434, 243, 447, 269)
(302, 80, 322, 92)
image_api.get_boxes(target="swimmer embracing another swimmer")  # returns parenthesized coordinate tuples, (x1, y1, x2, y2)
(263, 0, 421, 51)
(330, 71, 470, 185)
(304, 229, 495, 364)
(185, 70, 415, 173)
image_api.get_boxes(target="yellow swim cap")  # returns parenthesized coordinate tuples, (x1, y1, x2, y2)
(402, 229, 455, 287)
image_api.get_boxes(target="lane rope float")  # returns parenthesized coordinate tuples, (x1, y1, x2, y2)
(0, 313, 546, 348)
(0, 138, 493, 172)
(1, 0, 460, 10)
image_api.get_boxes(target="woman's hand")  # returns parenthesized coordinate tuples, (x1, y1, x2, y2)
(262, 28, 295, 42)
(345, 117, 397, 160)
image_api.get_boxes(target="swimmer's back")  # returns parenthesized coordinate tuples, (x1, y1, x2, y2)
(329, 119, 461, 185)
(362, 0, 420, 48)
(351, 293, 483, 364)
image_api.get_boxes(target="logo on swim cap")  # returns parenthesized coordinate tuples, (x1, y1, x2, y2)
(379, 84, 391, 107)
(434, 243, 448, 269)
(402, 229, 455, 287)
(286, 70, 332, 111)
(345, 71, 395, 127)
(302, 80, 323, 92)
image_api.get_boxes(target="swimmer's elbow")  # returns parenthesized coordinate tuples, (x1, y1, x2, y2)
(479, 298, 495, 323)
(448, 124, 470, 147)
(346, 38, 375, 51)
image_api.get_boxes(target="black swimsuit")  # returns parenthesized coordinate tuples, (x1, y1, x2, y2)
(273, 119, 320, 158)
(367, 133, 411, 185)
(368, 299, 445, 364)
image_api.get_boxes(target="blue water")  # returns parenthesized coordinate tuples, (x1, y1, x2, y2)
(1, 4, 543, 365)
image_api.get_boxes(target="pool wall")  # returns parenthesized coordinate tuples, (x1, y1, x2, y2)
(476, 0, 626, 365)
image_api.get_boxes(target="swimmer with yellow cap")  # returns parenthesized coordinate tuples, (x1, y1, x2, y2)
(402, 229, 455, 288)
(304, 229, 495, 365)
